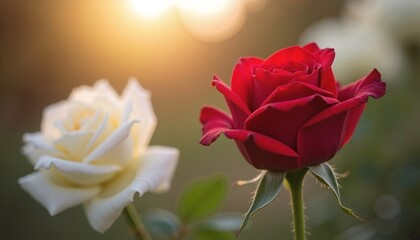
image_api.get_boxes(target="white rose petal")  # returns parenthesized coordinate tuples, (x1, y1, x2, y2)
(19, 171, 101, 216)
(122, 78, 157, 156)
(34, 156, 122, 186)
(54, 131, 93, 160)
(23, 132, 65, 160)
(35, 156, 122, 175)
(84, 119, 138, 163)
(41, 101, 67, 139)
(21, 144, 45, 165)
(69, 80, 120, 106)
(84, 146, 179, 233)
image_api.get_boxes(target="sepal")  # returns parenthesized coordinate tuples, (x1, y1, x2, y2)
(237, 171, 286, 237)
(308, 163, 363, 220)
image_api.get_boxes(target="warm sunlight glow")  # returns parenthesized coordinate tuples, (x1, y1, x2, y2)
(127, 0, 262, 42)
(177, 0, 245, 42)
(130, 0, 174, 19)
(177, 0, 232, 16)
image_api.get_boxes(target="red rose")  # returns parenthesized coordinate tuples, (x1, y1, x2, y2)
(199, 43, 386, 171)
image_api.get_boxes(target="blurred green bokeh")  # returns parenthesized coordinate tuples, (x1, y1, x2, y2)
(1, 0, 419, 239)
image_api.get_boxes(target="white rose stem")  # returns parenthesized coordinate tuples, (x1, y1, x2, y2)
(123, 203, 152, 240)
(286, 169, 308, 240)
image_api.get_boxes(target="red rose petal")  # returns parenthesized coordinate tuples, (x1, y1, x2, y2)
(264, 46, 316, 66)
(225, 130, 300, 170)
(199, 106, 234, 146)
(245, 95, 338, 149)
(303, 43, 337, 95)
(231, 57, 264, 109)
(297, 111, 347, 166)
(211, 76, 251, 128)
(253, 64, 321, 107)
(338, 69, 385, 101)
(303, 42, 321, 52)
(262, 81, 335, 105)
(302, 69, 385, 129)
(297, 69, 385, 164)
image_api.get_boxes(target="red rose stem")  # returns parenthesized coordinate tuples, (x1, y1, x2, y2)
(286, 169, 308, 240)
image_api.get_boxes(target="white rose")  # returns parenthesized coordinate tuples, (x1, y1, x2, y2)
(18, 79, 179, 233)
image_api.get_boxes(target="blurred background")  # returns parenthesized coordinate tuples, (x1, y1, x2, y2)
(1, 0, 419, 239)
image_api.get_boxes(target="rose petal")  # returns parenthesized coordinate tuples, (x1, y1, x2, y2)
(297, 69, 385, 163)
(83, 113, 111, 154)
(35, 156, 122, 186)
(121, 101, 133, 123)
(303, 43, 337, 95)
(212, 76, 251, 128)
(302, 69, 385, 128)
(69, 86, 95, 104)
(35, 156, 121, 175)
(338, 69, 385, 101)
(297, 112, 347, 166)
(245, 95, 338, 149)
(319, 64, 337, 96)
(69, 80, 120, 106)
(92, 80, 120, 105)
(146, 146, 179, 193)
(122, 78, 157, 156)
(84, 119, 138, 163)
(264, 45, 316, 66)
(199, 106, 234, 146)
(23, 133, 65, 159)
(84, 146, 179, 233)
(54, 131, 93, 160)
(261, 80, 335, 105)
(252, 66, 321, 107)
(41, 101, 67, 139)
(21, 144, 46, 165)
(225, 130, 298, 157)
(303, 42, 321, 52)
(231, 57, 264, 108)
(198, 107, 299, 168)
(18, 171, 100, 216)
(224, 130, 299, 170)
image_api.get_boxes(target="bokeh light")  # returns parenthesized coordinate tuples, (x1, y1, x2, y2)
(177, 0, 245, 42)
(129, 0, 174, 19)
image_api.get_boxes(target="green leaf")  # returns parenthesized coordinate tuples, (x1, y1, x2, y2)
(176, 173, 229, 223)
(189, 229, 234, 240)
(194, 213, 243, 232)
(308, 163, 363, 220)
(142, 208, 181, 237)
(237, 171, 286, 236)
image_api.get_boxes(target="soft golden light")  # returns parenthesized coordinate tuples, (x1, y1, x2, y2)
(177, 0, 245, 42)
(177, 0, 232, 16)
(126, 0, 268, 42)
(129, 0, 174, 19)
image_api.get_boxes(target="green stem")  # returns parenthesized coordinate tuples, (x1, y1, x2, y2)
(286, 169, 308, 240)
(123, 203, 152, 240)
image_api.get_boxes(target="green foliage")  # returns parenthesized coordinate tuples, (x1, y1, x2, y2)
(142, 173, 238, 239)
(308, 163, 362, 220)
(142, 209, 181, 238)
(176, 173, 229, 223)
(237, 171, 286, 236)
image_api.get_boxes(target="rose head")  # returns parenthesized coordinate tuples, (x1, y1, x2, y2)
(200, 43, 386, 171)
(19, 79, 179, 233)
